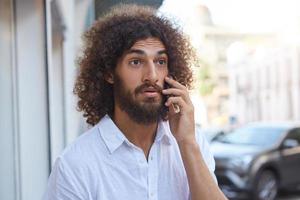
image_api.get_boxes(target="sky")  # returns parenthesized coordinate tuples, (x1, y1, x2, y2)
(160, 0, 300, 33)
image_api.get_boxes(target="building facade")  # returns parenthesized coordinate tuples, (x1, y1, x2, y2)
(227, 38, 300, 124)
(0, 0, 94, 199)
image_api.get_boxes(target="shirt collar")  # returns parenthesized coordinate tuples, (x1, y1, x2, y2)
(97, 115, 172, 154)
(97, 115, 128, 154)
(155, 120, 172, 145)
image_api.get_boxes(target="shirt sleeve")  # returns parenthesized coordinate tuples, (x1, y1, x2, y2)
(195, 127, 218, 184)
(43, 157, 85, 200)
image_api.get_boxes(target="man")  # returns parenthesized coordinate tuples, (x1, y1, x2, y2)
(44, 4, 227, 200)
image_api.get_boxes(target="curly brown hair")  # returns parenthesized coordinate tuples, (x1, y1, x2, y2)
(74, 4, 195, 126)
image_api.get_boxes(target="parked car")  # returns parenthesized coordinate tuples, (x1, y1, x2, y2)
(210, 122, 300, 200)
(200, 127, 227, 142)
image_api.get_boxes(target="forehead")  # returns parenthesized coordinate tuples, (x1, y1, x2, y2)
(130, 37, 166, 52)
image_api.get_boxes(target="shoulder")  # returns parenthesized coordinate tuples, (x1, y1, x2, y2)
(44, 126, 103, 199)
(195, 126, 210, 152)
(62, 125, 100, 159)
(162, 121, 216, 177)
(195, 126, 217, 180)
(160, 120, 212, 155)
(56, 123, 108, 173)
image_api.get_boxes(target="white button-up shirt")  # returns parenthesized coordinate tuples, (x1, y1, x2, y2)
(43, 115, 216, 200)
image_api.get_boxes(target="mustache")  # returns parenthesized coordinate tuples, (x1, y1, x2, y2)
(135, 83, 163, 94)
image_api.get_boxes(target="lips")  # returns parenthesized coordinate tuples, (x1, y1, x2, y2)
(141, 87, 161, 98)
(135, 83, 163, 100)
(142, 87, 160, 93)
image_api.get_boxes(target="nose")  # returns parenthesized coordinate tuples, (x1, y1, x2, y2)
(143, 62, 158, 83)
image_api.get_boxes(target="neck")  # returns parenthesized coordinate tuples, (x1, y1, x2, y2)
(112, 106, 158, 159)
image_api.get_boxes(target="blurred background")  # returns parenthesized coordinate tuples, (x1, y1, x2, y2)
(1, 0, 300, 199)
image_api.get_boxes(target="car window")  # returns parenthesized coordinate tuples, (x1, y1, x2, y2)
(286, 128, 300, 144)
(214, 126, 287, 146)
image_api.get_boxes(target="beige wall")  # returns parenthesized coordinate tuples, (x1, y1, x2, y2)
(228, 43, 300, 124)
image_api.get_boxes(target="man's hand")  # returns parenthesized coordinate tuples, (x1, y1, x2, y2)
(162, 76, 195, 143)
(162, 77, 228, 200)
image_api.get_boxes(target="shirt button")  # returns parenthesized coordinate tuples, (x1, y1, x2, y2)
(150, 192, 154, 196)
(150, 156, 153, 160)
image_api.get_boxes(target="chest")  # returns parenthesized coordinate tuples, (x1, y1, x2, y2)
(93, 143, 190, 200)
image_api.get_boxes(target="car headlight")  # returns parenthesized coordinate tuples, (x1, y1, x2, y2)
(228, 155, 253, 172)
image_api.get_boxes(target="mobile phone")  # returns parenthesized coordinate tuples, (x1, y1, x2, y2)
(162, 81, 171, 112)
(163, 79, 180, 113)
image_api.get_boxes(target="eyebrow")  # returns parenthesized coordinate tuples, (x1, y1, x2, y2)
(126, 49, 167, 56)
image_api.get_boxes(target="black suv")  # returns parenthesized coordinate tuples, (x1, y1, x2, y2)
(210, 122, 300, 200)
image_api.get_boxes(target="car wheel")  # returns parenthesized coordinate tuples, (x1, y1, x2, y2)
(254, 170, 278, 200)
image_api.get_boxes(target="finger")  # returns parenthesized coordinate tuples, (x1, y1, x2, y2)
(165, 76, 186, 90)
(162, 88, 183, 95)
(162, 88, 189, 102)
(165, 96, 185, 109)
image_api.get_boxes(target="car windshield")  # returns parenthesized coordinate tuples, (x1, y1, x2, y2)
(214, 126, 287, 146)
(201, 129, 224, 142)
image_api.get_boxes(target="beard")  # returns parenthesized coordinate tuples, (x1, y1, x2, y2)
(114, 75, 164, 125)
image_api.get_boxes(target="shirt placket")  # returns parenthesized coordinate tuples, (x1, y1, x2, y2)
(147, 143, 158, 200)
(131, 145, 149, 199)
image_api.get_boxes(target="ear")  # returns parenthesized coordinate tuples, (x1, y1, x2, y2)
(104, 72, 114, 84)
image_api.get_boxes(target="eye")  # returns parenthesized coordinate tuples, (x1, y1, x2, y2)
(158, 60, 166, 65)
(129, 59, 142, 66)
(156, 59, 167, 66)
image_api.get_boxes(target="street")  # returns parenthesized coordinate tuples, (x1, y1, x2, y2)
(278, 191, 300, 200)
(232, 191, 300, 200)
